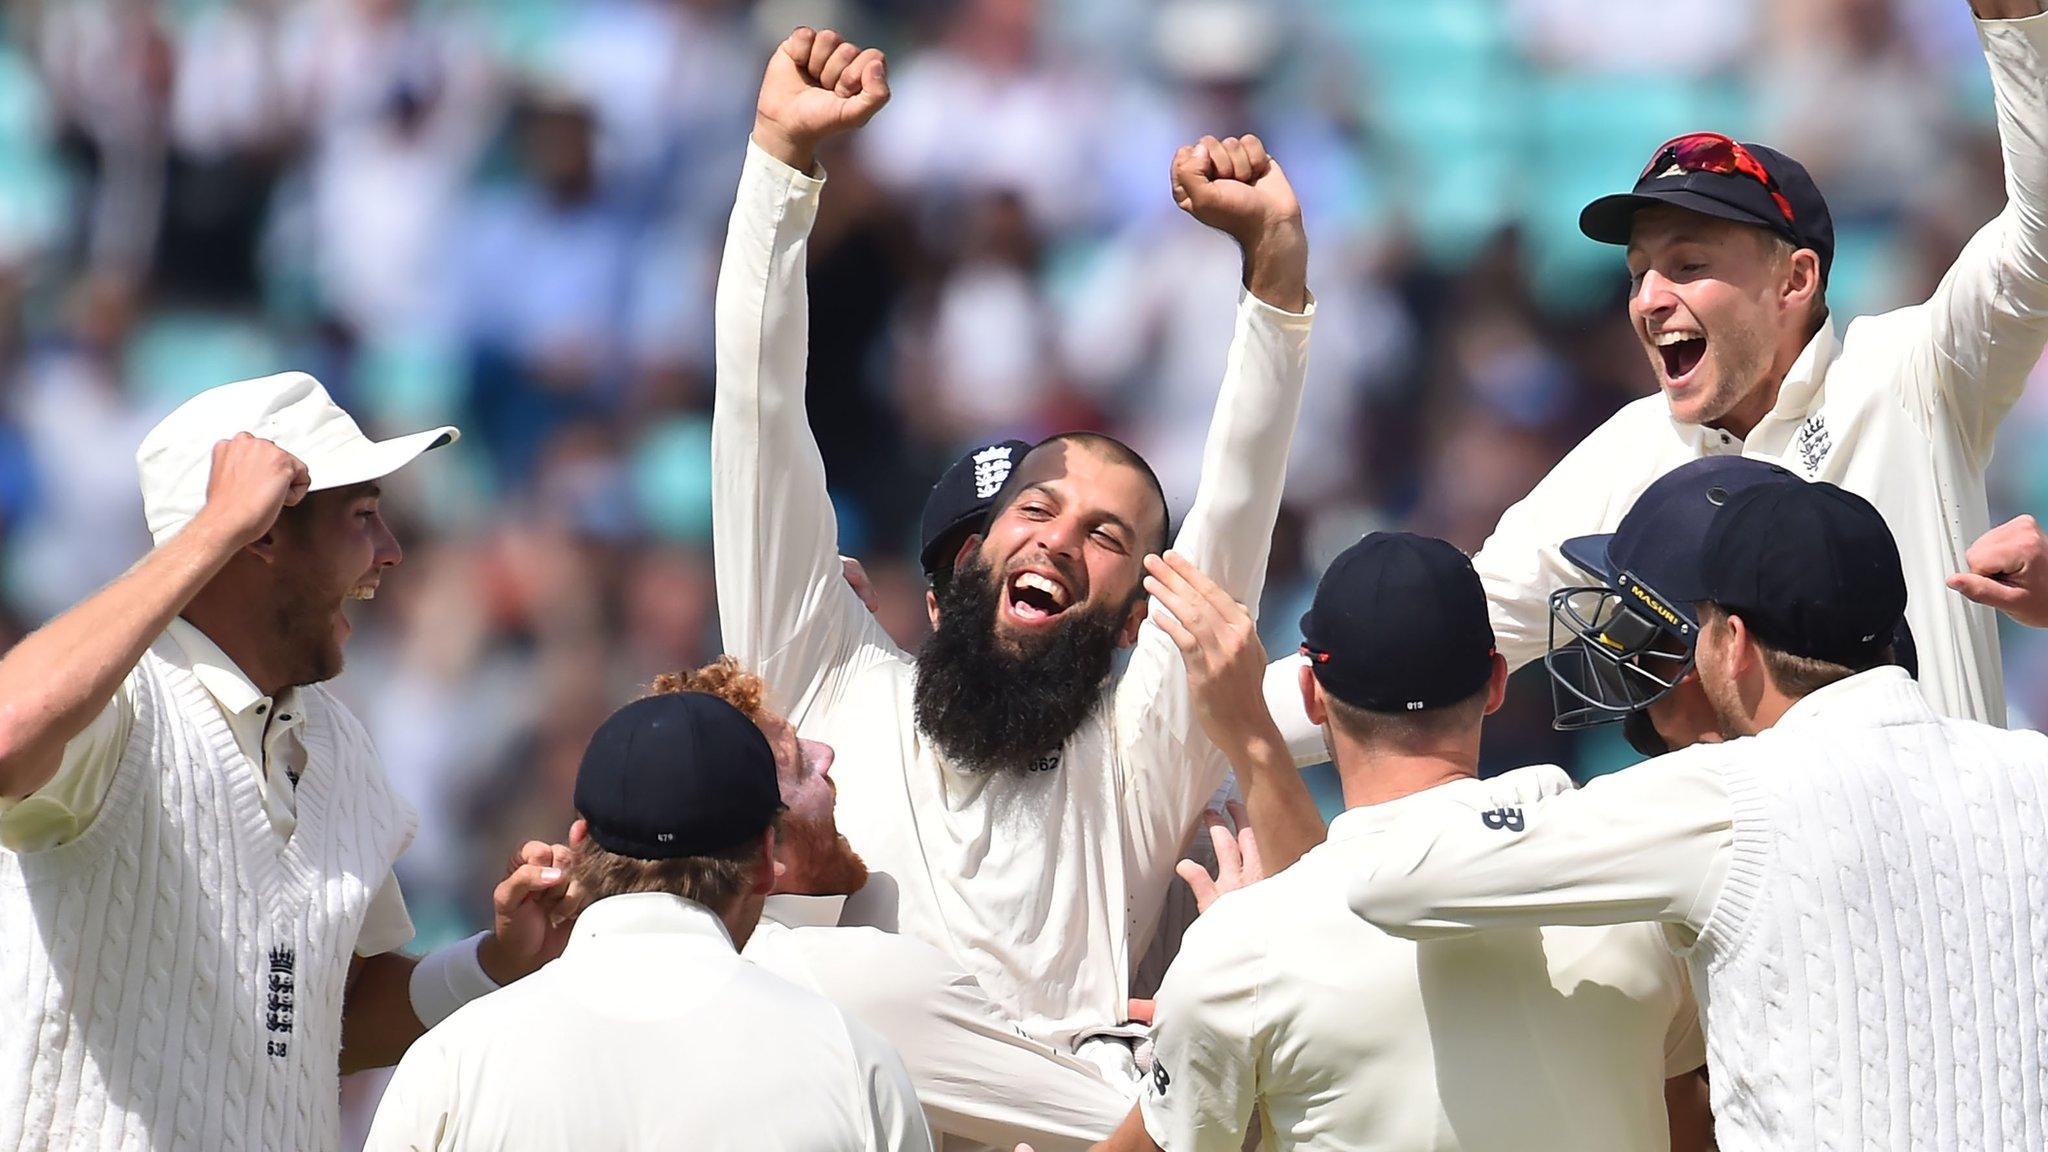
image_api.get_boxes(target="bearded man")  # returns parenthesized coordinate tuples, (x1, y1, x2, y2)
(711, 27, 1313, 1072)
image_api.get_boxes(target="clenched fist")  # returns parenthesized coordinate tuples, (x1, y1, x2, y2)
(753, 27, 889, 173)
(191, 433, 310, 551)
(1171, 134, 1309, 312)
(1949, 514, 2048, 628)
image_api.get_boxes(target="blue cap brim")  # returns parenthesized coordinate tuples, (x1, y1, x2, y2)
(1560, 533, 1618, 583)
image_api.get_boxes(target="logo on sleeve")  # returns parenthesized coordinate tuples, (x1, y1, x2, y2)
(1794, 412, 1832, 474)
(1152, 1062, 1172, 1096)
(1480, 806, 1525, 833)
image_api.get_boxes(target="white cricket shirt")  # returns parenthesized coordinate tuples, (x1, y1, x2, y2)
(747, 898, 1136, 1152)
(712, 143, 1312, 1050)
(364, 893, 933, 1152)
(1142, 766, 1703, 1152)
(1265, 13, 2048, 739)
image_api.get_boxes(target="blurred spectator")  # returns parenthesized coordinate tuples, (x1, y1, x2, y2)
(452, 85, 639, 485)
(0, 6, 2040, 1145)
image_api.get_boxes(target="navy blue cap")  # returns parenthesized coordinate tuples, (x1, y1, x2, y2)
(573, 693, 784, 860)
(1299, 532, 1496, 712)
(920, 439, 1031, 581)
(1562, 457, 1802, 641)
(1580, 139, 1835, 281)
(1700, 481, 1907, 665)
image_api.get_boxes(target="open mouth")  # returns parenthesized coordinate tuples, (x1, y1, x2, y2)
(1005, 569, 1072, 626)
(1653, 330, 1707, 385)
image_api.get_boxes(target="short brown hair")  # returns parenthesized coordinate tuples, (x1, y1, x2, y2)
(563, 831, 767, 918)
(1323, 687, 1488, 750)
(1700, 603, 1891, 698)
(648, 656, 769, 724)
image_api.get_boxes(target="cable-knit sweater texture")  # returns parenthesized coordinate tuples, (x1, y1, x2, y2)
(1697, 670, 2048, 1151)
(0, 640, 415, 1152)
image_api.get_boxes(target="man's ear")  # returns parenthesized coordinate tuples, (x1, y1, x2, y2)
(569, 818, 589, 848)
(953, 533, 982, 571)
(925, 587, 942, 631)
(1116, 596, 1147, 649)
(757, 827, 782, 896)
(1784, 247, 1822, 318)
(1481, 651, 1510, 717)
(1725, 612, 1763, 680)
(1300, 663, 1329, 727)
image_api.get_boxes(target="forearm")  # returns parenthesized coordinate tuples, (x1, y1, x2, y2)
(710, 140, 862, 694)
(1225, 716, 1326, 873)
(340, 952, 426, 1073)
(0, 521, 236, 797)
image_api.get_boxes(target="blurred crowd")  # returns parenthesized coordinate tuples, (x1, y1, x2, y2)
(1, 0, 2045, 1001)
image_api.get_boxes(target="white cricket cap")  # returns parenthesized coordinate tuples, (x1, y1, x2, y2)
(136, 371, 460, 546)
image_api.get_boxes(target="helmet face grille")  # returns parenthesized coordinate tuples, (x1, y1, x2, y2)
(1545, 587, 1696, 730)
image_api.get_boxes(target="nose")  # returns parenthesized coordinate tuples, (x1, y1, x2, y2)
(802, 738, 835, 779)
(1030, 515, 1084, 563)
(373, 515, 403, 569)
(1633, 269, 1677, 318)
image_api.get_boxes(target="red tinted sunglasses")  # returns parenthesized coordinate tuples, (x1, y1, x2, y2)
(1640, 132, 1795, 226)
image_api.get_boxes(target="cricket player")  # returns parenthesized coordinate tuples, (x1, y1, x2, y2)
(713, 27, 1313, 1064)
(365, 692, 932, 1152)
(643, 657, 1136, 1152)
(0, 374, 567, 1152)
(1259, 0, 2048, 741)
(1048, 534, 1706, 1152)
(1349, 480, 2048, 1150)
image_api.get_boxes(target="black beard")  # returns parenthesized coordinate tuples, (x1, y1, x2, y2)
(913, 554, 1129, 775)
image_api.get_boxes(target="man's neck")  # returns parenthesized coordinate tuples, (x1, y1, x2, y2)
(1335, 744, 1482, 809)
(178, 602, 291, 699)
(1706, 320, 1821, 440)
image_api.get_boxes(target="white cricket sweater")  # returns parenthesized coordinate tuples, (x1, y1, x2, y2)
(1349, 668, 2048, 1150)
(0, 637, 415, 1152)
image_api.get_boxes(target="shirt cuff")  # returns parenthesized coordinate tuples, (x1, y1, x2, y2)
(1240, 286, 1317, 323)
(744, 137, 828, 190)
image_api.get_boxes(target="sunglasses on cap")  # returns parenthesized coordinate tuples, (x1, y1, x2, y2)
(1640, 132, 1795, 227)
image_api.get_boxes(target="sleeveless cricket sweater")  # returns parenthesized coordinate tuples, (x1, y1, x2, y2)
(0, 641, 415, 1152)
(1693, 670, 2048, 1150)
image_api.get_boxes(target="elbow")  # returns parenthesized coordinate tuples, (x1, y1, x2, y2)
(1346, 870, 1448, 940)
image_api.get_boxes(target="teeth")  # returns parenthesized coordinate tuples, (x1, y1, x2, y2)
(1652, 331, 1702, 347)
(1014, 572, 1067, 606)
(347, 587, 376, 601)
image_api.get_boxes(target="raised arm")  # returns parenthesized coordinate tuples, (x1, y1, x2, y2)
(1144, 552, 1326, 872)
(1906, 3, 2048, 466)
(1346, 754, 1736, 941)
(0, 434, 304, 800)
(713, 28, 898, 718)
(1115, 135, 1313, 870)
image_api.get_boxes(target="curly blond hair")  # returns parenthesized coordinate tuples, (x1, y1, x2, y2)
(646, 656, 769, 725)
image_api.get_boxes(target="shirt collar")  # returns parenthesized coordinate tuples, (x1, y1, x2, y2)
(1672, 316, 1839, 451)
(567, 893, 737, 954)
(760, 894, 846, 930)
(164, 616, 302, 727)
(1774, 665, 1929, 730)
(1325, 764, 1576, 840)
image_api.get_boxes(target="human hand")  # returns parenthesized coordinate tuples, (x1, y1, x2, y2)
(1170, 134, 1308, 310)
(192, 433, 310, 550)
(1948, 514, 2048, 628)
(753, 27, 889, 173)
(1175, 801, 1265, 913)
(478, 839, 574, 985)
(1145, 552, 1282, 755)
(841, 556, 880, 614)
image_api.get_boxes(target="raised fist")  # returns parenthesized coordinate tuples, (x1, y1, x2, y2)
(1172, 134, 1301, 244)
(1172, 134, 1309, 311)
(194, 433, 310, 550)
(753, 28, 889, 172)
